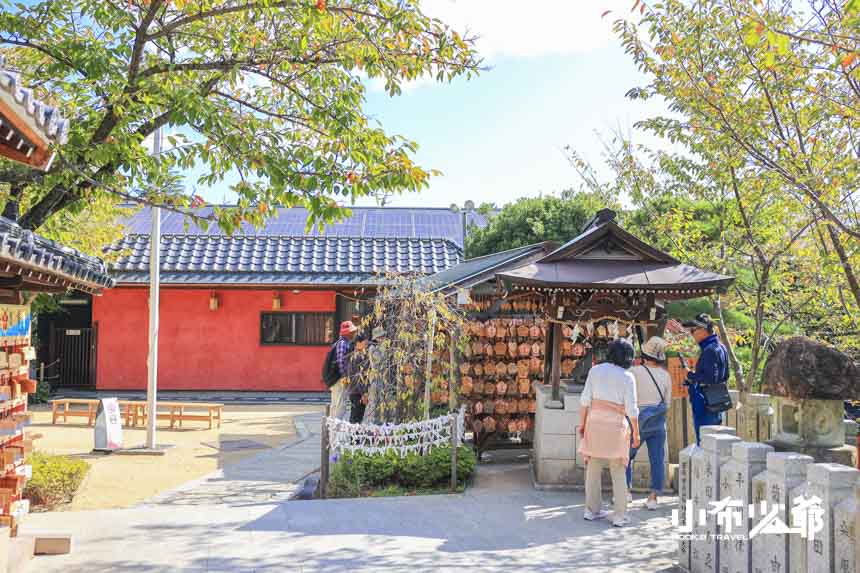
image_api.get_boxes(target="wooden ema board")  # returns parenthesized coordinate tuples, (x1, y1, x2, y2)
(460, 316, 543, 449)
(0, 329, 38, 543)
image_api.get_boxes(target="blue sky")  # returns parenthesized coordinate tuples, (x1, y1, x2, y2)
(197, 0, 668, 209)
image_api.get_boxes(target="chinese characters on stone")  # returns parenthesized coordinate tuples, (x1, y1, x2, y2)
(672, 495, 826, 540)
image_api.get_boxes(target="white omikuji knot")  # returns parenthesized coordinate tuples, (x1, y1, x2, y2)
(326, 407, 465, 457)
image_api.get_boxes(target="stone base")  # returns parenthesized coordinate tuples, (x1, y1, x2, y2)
(530, 460, 584, 491)
(765, 440, 857, 467)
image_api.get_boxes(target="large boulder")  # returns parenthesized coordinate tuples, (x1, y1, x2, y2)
(762, 337, 860, 400)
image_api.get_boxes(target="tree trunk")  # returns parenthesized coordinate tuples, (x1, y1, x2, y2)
(825, 223, 860, 311)
(746, 264, 770, 392)
(713, 295, 745, 392)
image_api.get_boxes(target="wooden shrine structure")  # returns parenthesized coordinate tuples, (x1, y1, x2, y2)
(497, 208, 734, 405)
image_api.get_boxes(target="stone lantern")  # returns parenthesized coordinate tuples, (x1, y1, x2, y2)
(763, 337, 859, 466)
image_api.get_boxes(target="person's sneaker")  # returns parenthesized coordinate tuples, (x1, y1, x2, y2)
(646, 498, 659, 510)
(584, 509, 609, 521)
(612, 515, 632, 527)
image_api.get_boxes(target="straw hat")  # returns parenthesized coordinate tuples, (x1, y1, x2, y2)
(640, 336, 669, 362)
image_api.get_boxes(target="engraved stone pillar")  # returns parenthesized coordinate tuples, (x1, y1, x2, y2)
(692, 433, 742, 573)
(685, 426, 737, 573)
(720, 442, 773, 573)
(832, 482, 858, 573)
(679, 443, 697, 572)
(803, 463, 859, 573)
(749, 452, 813, 573)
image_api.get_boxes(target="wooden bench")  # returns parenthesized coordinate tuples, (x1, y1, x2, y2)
(50, 399, 140, 427)
(138, 402, 224, 430)
(50, 399, 223, 430)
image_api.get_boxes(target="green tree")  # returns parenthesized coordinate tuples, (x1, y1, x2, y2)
(566, 136, 847, 389)
(0, 0, 482, 235)
(613, 0, 860, 315)
(464, 193, 617, 258)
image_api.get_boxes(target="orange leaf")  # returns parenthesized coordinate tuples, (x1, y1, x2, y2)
(631, 0, 639, 12)
(316, 0, 326, 11)
(841, 52, 858, 69)
(640, 2, 646, 13)
(601, 9, 612, 18)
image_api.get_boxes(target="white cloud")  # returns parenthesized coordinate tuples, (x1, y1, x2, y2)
(422, 0, 631, 59)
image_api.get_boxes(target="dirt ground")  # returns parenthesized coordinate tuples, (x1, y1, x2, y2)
(28, 403, 323, 511)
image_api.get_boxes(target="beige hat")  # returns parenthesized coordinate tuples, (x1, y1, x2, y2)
(640, 336, 669, 362)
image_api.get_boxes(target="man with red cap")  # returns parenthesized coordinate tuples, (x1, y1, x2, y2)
(328, 321, 358, 419)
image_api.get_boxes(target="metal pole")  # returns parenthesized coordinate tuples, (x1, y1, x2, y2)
(450, 415, 457, 491)
(145, 127, 162, 450)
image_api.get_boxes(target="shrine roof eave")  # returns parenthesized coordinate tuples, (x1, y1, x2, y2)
(496, 261, 734, 300)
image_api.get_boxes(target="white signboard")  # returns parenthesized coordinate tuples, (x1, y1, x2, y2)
(94, 398, 123, 452)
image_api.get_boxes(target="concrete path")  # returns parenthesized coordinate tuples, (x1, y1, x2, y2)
(23, 416, 680, 573)
(141, 413, 323, 507)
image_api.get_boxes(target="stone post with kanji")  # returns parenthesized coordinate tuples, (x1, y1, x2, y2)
(691, 432, 742, 573)
(679, 442, 697, 572)
(751, 452, 813, 573)
(719, 441, 773, 573)
(680, 425, 736, 572)
(832, 480, 858, 573)
(800, 463, 859, 573)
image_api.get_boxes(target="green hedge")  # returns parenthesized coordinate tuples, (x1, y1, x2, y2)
(24, 452, 89, 509)
(328, 446, 476, 497)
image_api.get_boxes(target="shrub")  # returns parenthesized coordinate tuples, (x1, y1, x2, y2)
(24, 452, 89, 509)
(328, 446, 476, 497)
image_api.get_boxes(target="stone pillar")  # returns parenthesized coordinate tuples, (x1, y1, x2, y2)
(682, 426, 736, 573)
(679, 443, 697, 572)
(803, 463, 859, 573)
(532, 383, 581, 487)
(845, 420, 858, 446)
(833, 481, 858, 573)
(748, 452, 813, 573)
(691, 432, 742, 573)
(720, 442, 773, 573)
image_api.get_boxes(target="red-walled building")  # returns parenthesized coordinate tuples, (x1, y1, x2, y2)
(78, 206, 478, 392)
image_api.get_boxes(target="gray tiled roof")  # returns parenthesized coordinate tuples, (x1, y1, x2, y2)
(108, 234, 463, 286)
(0, 215, 114, 292)
(0, 56, 70, 145)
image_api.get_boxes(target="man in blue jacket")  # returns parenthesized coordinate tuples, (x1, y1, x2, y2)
(680, 313, 729, 444)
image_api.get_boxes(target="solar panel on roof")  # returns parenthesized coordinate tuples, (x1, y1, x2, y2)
(122, 206, 477, 246)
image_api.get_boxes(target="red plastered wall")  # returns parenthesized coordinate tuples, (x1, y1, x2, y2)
(92, 287, 335, 391)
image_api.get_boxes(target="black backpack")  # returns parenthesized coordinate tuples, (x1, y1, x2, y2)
(321, 342, 342, 388)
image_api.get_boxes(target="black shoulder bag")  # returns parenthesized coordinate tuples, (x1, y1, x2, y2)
(700, 349, 733, 414)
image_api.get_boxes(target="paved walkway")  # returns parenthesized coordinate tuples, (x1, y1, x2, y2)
(23, 415, 680, 573)
(141, 413, 323, 507)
